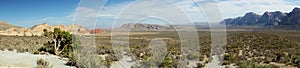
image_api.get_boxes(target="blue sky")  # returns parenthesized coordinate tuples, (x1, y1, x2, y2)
(0, 0, 300, 28)
(0, 0, 80, 27)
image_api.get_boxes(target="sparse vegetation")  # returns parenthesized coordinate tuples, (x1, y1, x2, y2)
(36, 59, 52, 68)
(37, 28, 79, 66)
(2, 30, 300, 68)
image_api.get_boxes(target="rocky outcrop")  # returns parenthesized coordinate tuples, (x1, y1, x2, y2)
(0, 21, 22, 31)
(90, 28, 105, 34)
(0, 23, 90, 36)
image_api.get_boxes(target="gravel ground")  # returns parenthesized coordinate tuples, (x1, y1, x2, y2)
(0, 51, 74, 68)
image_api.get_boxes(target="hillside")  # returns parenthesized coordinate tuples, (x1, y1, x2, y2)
(0, 23, 90, 36)
(0, 21, 22, 30)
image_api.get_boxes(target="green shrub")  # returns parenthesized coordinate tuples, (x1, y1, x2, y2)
(36, 59, 52, 68)
(237, 60, 279, 68)
(296, 57, 300, 68)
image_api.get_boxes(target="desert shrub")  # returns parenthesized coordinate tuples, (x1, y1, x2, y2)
(187, 53, 198, 60)
(7, 48, 14, 51)
(222, 61, 230, 65)
(198, 54, 204, 61)
(16, 48, 28, 53)
(0, 47, 3, 51)
(73, 51, 106, 68)
(195, 63, 204, 68)
(237, 60, 279, 68)
(105, 54, 118, 63)
(36, 59, 52, 68)
(161, 56, 170, 66)
(263, 57, 271, 64)
(97, 45, 112, 54)
(296, 57, 300, 68)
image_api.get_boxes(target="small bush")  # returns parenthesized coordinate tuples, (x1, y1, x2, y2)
(36, 59, 52, 68)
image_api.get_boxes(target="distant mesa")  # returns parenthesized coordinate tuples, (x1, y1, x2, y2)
(221, 7, 300, 29)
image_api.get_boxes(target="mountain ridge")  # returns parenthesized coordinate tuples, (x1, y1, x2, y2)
(0, 21, 22, 30)
(0, 22, 90, 36)
(221, 7, 300, 29)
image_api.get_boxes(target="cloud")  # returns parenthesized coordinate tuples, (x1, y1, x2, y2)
(36, 16, 73, 26)
(217, 0, 300, 18)
(96, 0, 205, 27)
(70, 0, 300, 28)
(39, 17, 55, 22)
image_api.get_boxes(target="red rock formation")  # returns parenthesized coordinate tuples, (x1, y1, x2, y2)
(90, 28, 104, 34)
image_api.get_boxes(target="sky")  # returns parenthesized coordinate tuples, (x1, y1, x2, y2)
(0, 0, 300, 28)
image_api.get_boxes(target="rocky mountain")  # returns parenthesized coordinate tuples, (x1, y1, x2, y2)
(115, 23, 213, 31)
(221, 12, 261, 26)
(30, 23, 90, 35)
(0, 21, 22, 30)
(117, 23, 174, 31)
(0, 23, 90, 36)
(257, 11, 287, 26)
(221, 7, 300, 29)
(280, 8, 300, 26)
(238, 12, 261, 25)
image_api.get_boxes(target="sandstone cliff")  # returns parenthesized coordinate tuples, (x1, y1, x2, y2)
(0, 23, 90, 36)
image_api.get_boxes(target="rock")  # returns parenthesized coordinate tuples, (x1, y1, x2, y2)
(257, 11, 286, 26)
(90, 28, 105, 34)
(117, 23, 173, 31)
(0, 21, 22, 31)
(238, 12, 261, 25)
(280, 7, 300, 26)
(0, 23, 90, 36)
(221, 7, 300, 29)
(221, 12, 261, 26)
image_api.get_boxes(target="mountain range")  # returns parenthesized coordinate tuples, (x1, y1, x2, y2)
(1, 7, 300, 36)
(0, 21, 22, 30)
(0, 22, 90, 36)
(221, 7, 300, 29)
(115, 23, 209, 31)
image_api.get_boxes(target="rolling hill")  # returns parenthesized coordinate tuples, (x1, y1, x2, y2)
(0, 21, 22, 30)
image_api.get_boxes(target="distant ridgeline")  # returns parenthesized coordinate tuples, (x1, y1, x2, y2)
(221, 7, 300, 29)
(0, 23, 91, 36)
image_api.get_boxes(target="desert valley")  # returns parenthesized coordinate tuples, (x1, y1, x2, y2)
(1, 0, 300, 68)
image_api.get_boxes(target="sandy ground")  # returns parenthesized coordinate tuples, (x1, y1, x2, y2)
(206, 55, 236, 68)
(0, 51, 74, 68)
(110, 55, 134, 68)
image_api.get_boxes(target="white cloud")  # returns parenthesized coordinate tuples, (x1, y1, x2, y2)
(217, 0, 300, 18)
(97, 0, 205, 27)
(70, 0, 300, 28)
